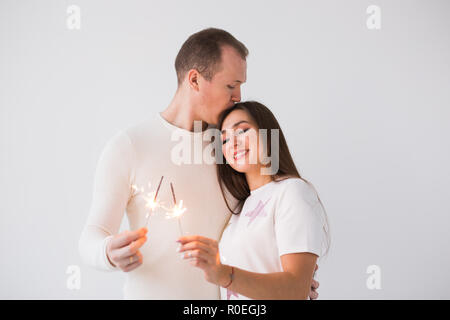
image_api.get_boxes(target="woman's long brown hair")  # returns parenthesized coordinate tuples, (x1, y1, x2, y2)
(216, 101, 330, 256)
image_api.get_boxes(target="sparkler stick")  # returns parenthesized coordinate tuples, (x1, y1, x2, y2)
(144, 176, 164, 227)
(170, 183, 176, 204)
(170, 182, 184, 236)
(154, 176, 164, 202)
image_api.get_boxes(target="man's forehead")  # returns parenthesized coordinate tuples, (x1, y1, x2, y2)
(217, 49, 247, 82)
(217, 68, 247, 83)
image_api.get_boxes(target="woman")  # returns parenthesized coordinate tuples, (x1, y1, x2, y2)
(176, 101, 330, 300)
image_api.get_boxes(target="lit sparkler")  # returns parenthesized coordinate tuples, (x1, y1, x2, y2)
(164, 182, 187, 236)
(132, 176, 164, 228)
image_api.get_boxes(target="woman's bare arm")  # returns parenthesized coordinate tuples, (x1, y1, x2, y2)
(177, 235, 318, 300)
(221, 252, 318, 299)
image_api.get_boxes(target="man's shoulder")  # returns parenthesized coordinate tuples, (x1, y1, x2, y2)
(123, 113, 159, 133)
(101, 113, 164, 156)
(121, 112, 167, 145)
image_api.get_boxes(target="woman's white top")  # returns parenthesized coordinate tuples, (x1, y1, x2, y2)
(219, 178, 327, 300)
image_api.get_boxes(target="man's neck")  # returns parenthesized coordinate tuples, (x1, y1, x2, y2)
(161, 88, 208, 132)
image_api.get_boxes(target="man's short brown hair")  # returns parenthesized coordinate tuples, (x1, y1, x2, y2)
(175, 28, 249, 86)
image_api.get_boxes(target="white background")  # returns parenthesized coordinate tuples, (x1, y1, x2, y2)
(1, 0, 449, 299)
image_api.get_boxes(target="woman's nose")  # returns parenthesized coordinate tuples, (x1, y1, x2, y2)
(234, 134, 244, 148)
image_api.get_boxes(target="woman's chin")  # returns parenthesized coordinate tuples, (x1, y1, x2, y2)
(228, 163, 258, 174)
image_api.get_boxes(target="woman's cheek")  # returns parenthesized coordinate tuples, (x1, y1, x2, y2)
(247, 130, 260, 165)
(222, 145, 232, 164)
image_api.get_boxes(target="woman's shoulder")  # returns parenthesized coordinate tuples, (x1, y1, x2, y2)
(273, 177, 320, 206)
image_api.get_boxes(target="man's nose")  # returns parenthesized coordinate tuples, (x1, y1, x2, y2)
(231, 88, 241, 103)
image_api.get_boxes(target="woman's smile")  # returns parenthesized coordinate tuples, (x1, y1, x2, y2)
(233, 149, 249, 161)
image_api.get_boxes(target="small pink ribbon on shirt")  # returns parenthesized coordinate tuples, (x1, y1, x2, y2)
(244, 198, 271, 227)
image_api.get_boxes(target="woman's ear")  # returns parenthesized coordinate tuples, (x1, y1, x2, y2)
(187, 69, 200, 91)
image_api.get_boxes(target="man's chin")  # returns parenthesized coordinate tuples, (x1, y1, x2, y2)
(207, 114, 221, 127)
(208, 119, 218, 127)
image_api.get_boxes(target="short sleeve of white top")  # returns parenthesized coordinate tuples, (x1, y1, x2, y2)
(219, 178, 327, 300)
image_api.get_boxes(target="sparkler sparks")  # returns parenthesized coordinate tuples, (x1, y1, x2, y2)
(165, 182, 187, 236)
(132, 177, 187, 236)
(132, 176, 164, 228)
(145, 176, 164, 225)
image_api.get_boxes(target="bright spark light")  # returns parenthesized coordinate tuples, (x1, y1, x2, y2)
(165, 200, 187, 219)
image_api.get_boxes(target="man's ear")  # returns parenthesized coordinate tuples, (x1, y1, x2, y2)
(187, 69, 200, 91)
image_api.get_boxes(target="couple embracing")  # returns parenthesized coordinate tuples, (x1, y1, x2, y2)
(79, 28, 330, 300)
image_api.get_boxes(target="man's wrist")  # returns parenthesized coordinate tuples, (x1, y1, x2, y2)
(106, 251, 116, 268)
(104, 236, 117, 269)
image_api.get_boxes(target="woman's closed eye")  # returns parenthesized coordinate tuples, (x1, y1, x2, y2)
(222, 128, 249, 145)
(236, 128, 249, 135)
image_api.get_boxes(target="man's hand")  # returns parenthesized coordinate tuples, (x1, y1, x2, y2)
(309, 264, 320, 300)
(106, 227, 147, 272)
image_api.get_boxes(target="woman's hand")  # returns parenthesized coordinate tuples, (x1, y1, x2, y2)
(309, 264, 320, 299)
(176, 235, 231, 287)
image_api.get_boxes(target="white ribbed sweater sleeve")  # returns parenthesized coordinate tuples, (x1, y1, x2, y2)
(78, 130, 135, 272)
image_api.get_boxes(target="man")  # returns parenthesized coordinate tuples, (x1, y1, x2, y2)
(78, 28, 320, 299)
